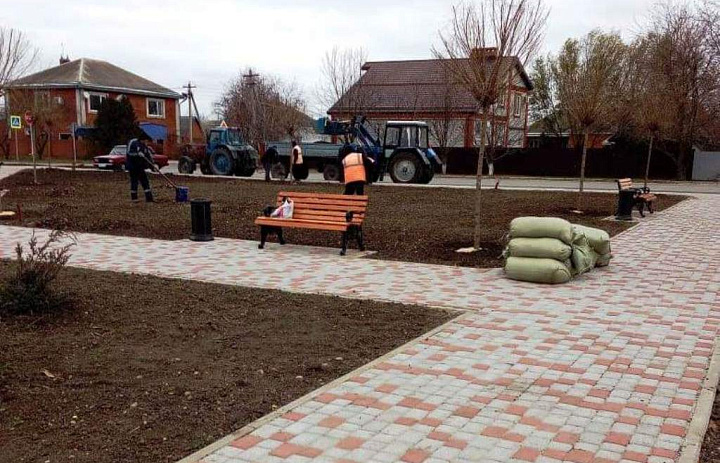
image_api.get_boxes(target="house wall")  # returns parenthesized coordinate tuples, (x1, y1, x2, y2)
(6, 88, 179, 159)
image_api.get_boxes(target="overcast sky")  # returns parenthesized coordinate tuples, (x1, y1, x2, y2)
(3, 0, 685, 117)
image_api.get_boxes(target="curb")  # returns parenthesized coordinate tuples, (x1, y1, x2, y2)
(175, 311, 471, 463)
(678, 339, 720, 463)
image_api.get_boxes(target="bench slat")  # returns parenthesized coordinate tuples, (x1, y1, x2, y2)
(278, 197, 368, 208)
(255, 217, 349, 232)
(278, 191, 368, 202)
(280, 203, 368, 214)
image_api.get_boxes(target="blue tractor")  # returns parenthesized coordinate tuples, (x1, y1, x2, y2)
(178, 127, 259, 177)
(323, 116, 442, 184)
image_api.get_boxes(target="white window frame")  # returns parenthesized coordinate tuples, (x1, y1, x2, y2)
(146, 98, 165, 118)
(88, 92, 107, 113)
(513, 94, 524, 117)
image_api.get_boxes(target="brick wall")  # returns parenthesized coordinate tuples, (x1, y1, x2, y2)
(6, 88, 179, 159)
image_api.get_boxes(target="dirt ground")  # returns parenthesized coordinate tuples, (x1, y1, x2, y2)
(701, 388, 720, 463)
(0, 169, 686, 267)
(0, 262, 453, 463)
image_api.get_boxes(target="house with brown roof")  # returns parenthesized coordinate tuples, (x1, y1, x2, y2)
(328, 50, 533, 149)
(3, 58, 182, 159)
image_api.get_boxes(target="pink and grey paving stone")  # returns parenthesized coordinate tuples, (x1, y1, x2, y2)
(0, 195, 718, 463)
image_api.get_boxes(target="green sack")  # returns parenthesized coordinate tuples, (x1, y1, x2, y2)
(596, 253, 612, 267)
(573, 224, 611, 255)
(505, 257, 573, 284)
(505, 238, 573, 261)
(510, 217, 574, 245)
(571, 232, 598, 275)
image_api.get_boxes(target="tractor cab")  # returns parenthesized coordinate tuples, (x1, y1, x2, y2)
(382, 121, 441, 184)
(383, 122, 430, 151)
(207, 127, 244, 150)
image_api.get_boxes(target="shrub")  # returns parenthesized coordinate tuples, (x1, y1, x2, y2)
(0, 230, 75, 316)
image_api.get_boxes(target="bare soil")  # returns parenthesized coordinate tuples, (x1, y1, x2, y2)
(0, 262, 453, 462)
(701, 387, 720, 463)
(0, 169, 686, 267)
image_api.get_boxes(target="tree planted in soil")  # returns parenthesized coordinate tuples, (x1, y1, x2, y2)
(93, 96, 143, 154)
(434, 0, 548, 250)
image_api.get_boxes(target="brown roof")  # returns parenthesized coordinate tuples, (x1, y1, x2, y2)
(6, 58, 181, 99)
(328, 58, 533, 115)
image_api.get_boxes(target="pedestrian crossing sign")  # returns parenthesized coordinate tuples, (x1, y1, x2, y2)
(10, 115, 22, 130)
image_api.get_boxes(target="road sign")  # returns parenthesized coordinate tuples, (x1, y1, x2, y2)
(10, 115, 21, 130)
(24, 110, 34, 126)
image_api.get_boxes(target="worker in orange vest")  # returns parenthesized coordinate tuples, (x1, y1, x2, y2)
(340, 145, 374, 195)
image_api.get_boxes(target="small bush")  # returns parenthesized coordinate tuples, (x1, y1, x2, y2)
(0, 230, 75, 316)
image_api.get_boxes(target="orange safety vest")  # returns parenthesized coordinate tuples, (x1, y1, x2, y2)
(292, 145, 303, 165)
(342, 152, 366, 184)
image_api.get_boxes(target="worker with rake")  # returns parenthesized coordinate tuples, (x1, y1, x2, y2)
(126, 134, 155, 203)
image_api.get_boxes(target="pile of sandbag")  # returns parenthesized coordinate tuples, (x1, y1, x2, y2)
(504, 217, 612, 284)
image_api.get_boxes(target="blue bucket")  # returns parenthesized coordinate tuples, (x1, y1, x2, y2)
(175, 186, 189, 203)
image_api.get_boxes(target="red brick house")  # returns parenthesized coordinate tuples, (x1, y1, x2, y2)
(3, 58, 182, 159)
(328, 51, 533, 149)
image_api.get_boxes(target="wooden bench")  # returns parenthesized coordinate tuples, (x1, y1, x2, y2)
(617, 178, 657, 217)
(255, 192, 369, 255)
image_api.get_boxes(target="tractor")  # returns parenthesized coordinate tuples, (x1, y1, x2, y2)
(178, 127, 258, 177)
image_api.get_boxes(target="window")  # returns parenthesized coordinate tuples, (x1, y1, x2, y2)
(58, 133, 72, 141)
(513, 94, 525, 117)
(399, 127, 418, 147)
(208, 131, 221, 145)
(147, 98, 165, 118)
(384, 127, 400, 147)
(88, 93, 107, 113)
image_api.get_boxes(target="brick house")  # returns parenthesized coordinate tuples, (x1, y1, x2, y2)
(3, 58, 182, 159)
(327, 50, 533, 150)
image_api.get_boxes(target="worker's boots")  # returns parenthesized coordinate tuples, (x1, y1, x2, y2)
(144, 190, 154, 203)
(130, 191, 139, 202)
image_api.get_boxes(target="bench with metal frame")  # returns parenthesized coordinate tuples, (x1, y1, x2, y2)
(255, 191, 368, 256)
(616, 178, 657, 218)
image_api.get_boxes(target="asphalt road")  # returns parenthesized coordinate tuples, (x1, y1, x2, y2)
(164, 161, 719, 195)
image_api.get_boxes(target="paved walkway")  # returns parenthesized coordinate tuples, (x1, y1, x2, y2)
(0, 196, 718, 463)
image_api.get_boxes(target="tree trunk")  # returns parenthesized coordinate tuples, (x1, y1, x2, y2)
(644, 135, 654, 189)
(474, 115, 487, 250)
(675, 145, 690, 181)
(576, 129, 589, 211)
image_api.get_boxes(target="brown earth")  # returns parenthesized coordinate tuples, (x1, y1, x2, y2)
(701, 387, 720, 463)
(0, 170, 686, 267)
(0, 261, 454, 463)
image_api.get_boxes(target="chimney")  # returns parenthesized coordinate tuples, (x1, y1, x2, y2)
(470, 47, 498, 60)
(59, 55, 70, 65)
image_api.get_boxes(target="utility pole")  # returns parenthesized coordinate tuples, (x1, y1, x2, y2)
(184, 82, 197, 143)
(243, 69, 260, 145)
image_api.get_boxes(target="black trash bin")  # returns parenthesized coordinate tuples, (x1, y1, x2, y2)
(615, 190, 636, 221)
(190, 199, 214, 242)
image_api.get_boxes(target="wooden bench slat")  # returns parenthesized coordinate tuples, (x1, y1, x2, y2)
(277, 192, 368, 201)
(255, 218, 349, 232)
(277, 198, 368, 208)
(280, 203, 369, 213)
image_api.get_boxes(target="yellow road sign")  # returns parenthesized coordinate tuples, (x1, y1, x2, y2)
(9, 115, 22, 130)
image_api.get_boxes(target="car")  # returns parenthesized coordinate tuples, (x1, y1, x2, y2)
(93, 145, 169, 171)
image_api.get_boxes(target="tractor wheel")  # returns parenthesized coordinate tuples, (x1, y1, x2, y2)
(178, 156, 195, 174)
(271, 163, 288, 180)
(389, 153, 422, 184)
(200, 163, 212, 175)
(323, 163, 341, 182)
(419, 165, 435, 184)
(210, 148, 235, 176)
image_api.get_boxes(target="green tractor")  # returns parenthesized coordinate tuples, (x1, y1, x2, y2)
(178, 127, 258, 177)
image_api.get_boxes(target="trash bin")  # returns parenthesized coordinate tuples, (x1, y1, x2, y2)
(190, 198, 214, 241)
(615, 190, 636, 221)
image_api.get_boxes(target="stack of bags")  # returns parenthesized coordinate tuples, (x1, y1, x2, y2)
(504, 217, 612, 285)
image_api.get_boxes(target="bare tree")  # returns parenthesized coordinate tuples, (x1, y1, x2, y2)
(630, 3, 719, 179)
(551, 31, 627, 211)
(0, 27, 38, 87)
(316, 47, 368, 115)
(217, 69, 310, 147)
(433, 0, 548, 251)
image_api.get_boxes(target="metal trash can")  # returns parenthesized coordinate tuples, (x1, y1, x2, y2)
(615, 190, 636, 221)
(190, 198, 214, 242)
